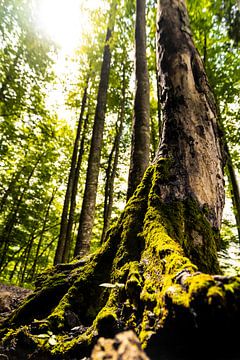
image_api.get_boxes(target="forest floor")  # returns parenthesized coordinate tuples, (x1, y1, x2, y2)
(0, 282, 32, 323)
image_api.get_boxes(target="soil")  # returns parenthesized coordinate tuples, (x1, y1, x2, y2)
(0, 282, 33, 323)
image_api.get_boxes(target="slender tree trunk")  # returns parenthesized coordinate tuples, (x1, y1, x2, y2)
(29, 189, 56, 280)
(74, 2, 117, 257)
(226, 145, 240, 240)
(156, 68, 162, 138)
(63, 108, 90, 263)
(101, 113, 124, 243)
(54, 80, 89, 264)
(101, 68, 126, 243)
(150, 116, 158, 160)
(127, 0, 150, 200)
(203, 31, 207, 65)
(19, 230, 36, 285)
(8, 243, 27, 281)
(0, 156, 42, 271)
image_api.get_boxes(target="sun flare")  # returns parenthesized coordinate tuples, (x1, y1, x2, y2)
(36, 0, 92, 52)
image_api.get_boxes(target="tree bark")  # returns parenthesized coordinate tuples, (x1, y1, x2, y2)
(127, 0, 150, 200)
(54, 80, 88, 265)
(226, 145, 240, 240)
(29, 189, 57, 281)
(74, 2, 117, 257)
(156, 68, 162, 138)
(1, 2, 237, 360)
(150, 116, 158, 160)
(19, 230, 36, 285)
(101, 68, 126, 243)
(155, 0, 225, 266)
(63, 108, 90, 263)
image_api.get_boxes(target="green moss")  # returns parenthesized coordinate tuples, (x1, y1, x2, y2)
(47, 292, 70, 331)
(126, 261, 142, 299)
(2, 325, 38, 354)
(185, 273, 214, 296)
(207, 285, 225, 305)
(50, 326, 95, 357)
(142, 159, 221, 274)
(0, 159, 229, 358)
(165, 283, 189, 307)
(95, 308, 118, 337)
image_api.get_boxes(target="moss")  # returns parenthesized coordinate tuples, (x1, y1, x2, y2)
(142, 159, 221, 274)
(223, 277, 240, 294)
(165, 284, 189, 307)
(112, 166, 154, 269)
(139, 309, 156, 347)
(207, 285, 225, 305)
(2, 325, 38, 357)
(185, 273, 214, 298)
(0, 159, 234, 358)
(95, 308, 118, 337)
(125, 261, 142, 299)
(92, 285, 125, 339)
(47, 292, 70, 331)
(1, 275, 71, 331)
(50, 326, 96, 357)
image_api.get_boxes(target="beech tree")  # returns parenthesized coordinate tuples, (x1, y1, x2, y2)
(1, 1, 240, 359)
(54, 77, 89, 265)
(74, 0, 117, 258)
(127, 0, 150, 200)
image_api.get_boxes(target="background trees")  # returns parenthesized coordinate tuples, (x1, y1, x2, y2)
(0, 0, 239, 287)
(2, 3, 240, 360)
(0, 0, 74, 283)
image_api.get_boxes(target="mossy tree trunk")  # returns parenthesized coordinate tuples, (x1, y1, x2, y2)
(2, 1, 240, 360)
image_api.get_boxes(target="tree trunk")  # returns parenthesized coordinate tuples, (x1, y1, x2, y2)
(19, 230, 36, 285)
(74, 2, 117, 257)
(54, 80, 88, 265)
(0, 156, 42, 271)
(29, 189, 56, 281)
(127, 0, 150, 200)
(101, 68, 126, 243)
(156, 68, 162, 138)
(226, 145, 240, 240)
(2, 2, 239, 360)
(63, 107, 90, 263)
(150, 116, 158, 160)
(155, 0, 225, 267)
